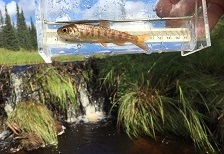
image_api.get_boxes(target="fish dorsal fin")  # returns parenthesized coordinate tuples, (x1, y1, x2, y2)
(99, 21, 110, 28)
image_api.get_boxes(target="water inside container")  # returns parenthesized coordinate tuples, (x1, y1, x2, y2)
(35, 0, 210, 63)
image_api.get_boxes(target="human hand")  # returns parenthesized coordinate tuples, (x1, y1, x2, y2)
(155, 0, 224, 32)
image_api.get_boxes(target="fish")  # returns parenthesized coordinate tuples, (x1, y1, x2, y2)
(57, 22, 150, 51)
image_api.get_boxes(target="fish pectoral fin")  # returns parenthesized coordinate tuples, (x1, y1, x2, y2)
(99, 21, 110, 28)
(101, 42, 108, 47)
(113, 41, 125, 46)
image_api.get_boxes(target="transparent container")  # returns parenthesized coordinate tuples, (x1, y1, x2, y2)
(35, 0, 210, 63)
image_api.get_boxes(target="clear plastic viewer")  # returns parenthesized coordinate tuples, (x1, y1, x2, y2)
(35, 0, 210, 63)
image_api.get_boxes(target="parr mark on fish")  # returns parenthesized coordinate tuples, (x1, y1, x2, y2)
(57, 21, 150, 51)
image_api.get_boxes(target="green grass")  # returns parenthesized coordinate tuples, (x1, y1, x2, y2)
(0, 48, 106, 66)
(95, 21, 224, 152)
(31, 65, 77, 112)
(1, 16, 223, 153)
(6, 101, 58, 145)
(116, 80, 217, 152)
(0, 48, 44, 65)
(52, 54, 105, 62)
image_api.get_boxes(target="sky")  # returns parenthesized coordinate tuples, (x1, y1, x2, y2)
(44, 0, 156, 22)
(0, 0, 35, 25)
(0, 0, 157, 25)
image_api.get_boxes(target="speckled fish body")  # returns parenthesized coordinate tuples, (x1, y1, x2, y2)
(57, 23, 149, 51)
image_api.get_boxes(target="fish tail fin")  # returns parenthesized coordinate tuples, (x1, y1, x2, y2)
(133, 33, 150, 51)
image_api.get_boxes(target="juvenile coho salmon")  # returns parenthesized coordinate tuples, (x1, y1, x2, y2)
(57, 22, 150, 51)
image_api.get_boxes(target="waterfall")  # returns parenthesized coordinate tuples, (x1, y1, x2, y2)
(78, 77, 105, 123)
(0, 62, 111, 153)
(66, 76, 105, 123)
(4, 73, 23, 116)
(3, 64, 106, 123)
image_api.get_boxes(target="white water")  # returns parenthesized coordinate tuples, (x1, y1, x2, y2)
(73, 77, 105, 123)
(4, 73, 23, 116)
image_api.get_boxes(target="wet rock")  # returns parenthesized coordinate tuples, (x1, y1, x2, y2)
(4, 70, 27, 116)
(0, 66, 11, 117)
(66, 103, 77, 123)
(0, 130, 13, 150)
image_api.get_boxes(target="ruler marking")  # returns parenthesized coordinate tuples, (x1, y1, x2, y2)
(46, 28, 191, 44)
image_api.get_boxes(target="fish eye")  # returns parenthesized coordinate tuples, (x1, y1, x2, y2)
(62, 28, 67, 33)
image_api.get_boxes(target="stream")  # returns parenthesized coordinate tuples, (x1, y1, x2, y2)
(0, 64, 199, 154)
(0, 119, 199, 154)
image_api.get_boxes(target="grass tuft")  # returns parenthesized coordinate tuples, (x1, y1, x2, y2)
(96, 20, 224, 152)
(6, 101, 58, 146)
(32, 65, 77, 111)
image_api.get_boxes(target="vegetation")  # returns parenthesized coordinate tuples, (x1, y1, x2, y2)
(16, 4, 33, 50)
(0, 10, 4, 48)
(96, 17, 224, 152)
(2, 7, 20, 51)
(0, 3, 222, 152)
(52, 55, 88, 62)
(0, 48, 44, 65)
(30, 65, 77, 115)
(6, 101, 58, 150)
(1, 62, 94, 151)
(27, 62, 93, 119)
(0, 48, 102, 65)
(0, 5, 37, 51)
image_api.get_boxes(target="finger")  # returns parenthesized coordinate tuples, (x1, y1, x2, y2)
(155, 0, 173, 17)
(165, 0, 202, 28)
(156, 0, 197, 18)
(206, 3, 224, 31)
(197, 3, 223, 37)
(165, 0, 195, 27)
(170, 0, 195, 17)
(170, 0, 180, 4)
(207, 0, 224, 11)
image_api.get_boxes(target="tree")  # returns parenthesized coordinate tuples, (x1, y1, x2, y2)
(29, 17, 37, 50)
(0, 5, 38, 51)
(0, 10, 4, 48)
(2, 7, 20, 51)
(16, 4, 32, 50)
(0, 10, 3, 26)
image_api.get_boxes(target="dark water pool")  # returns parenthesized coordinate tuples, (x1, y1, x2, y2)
(1, 120, 199, 154)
